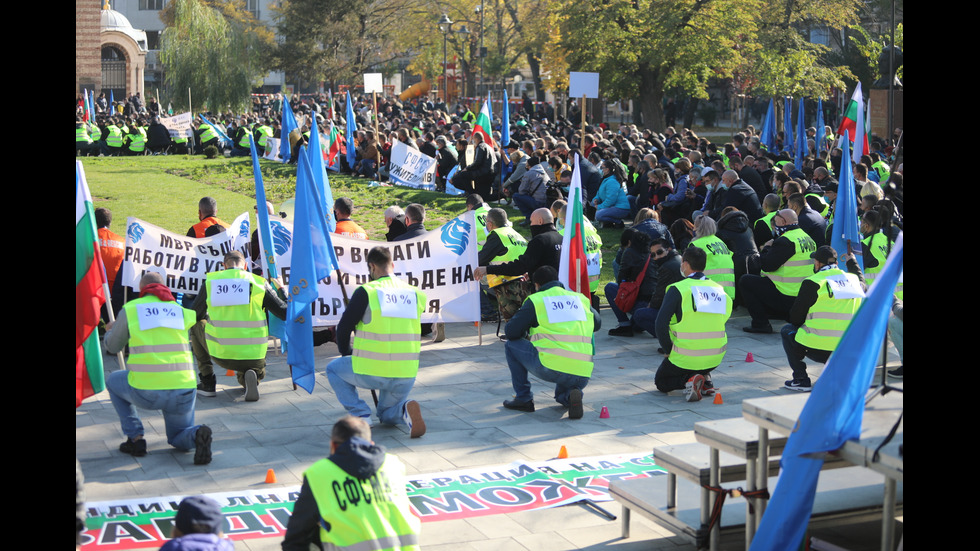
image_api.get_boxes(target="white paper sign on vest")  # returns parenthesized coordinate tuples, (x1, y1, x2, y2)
(826, 273, 865, 300)
(542, 295, 587, 324)
(273, 211, 480, 324)
(135, 303, 186, 331)
(691, 285, 727, 315)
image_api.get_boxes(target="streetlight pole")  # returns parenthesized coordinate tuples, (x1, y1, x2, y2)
(438, 14, 452, 105)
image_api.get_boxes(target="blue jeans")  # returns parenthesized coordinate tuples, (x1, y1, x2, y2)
(505, 338, 590, 405)
(106, 370, 200, 450)
(604, 282, 645, 326)
(513, 193, 543, 219)
(632, 306, 661, 337)
(596, 207, 630, 224)
(357, 159, 377, 179)
(326, 356, 415, 426)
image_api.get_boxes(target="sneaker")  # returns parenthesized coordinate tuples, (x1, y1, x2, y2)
(503, 398, 535, 412)
(568, 389, 584, 420)
(685, 375, 705, 402)
(608, 325, 634, 337)
(119, 438, 147, 457)
(784, 378, 813, 392)
(431, 323, 446, 343)
(243, 369, 259, 402)
(702, 375, 716, 397)
(887, 366, 903, 379)
(406, 400, 426, 438)
(194, 425, 213, 465)
(197, 374, 217, 397)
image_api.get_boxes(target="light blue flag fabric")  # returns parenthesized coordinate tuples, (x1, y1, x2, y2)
(751, 234, 902, 550)
(307, 116, 337, 232)
(444, 165, 465, 195)
(249, 135, 287, 346)
(346, 92, 357, 169)
(783, 97, 794, 153)
(815, 99, 826, 156)
(199, 114, 232, 147)
(285, 147, 339, 393)
(110, 90, 115, 112)
(500, 90, 510, 195)
(760, 99, 776, 152)
(279, 98, 298, 163)
(794, 99, 807, 167)
(830, 130, 864, 272)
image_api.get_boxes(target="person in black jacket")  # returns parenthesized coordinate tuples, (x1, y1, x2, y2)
(716, 207, 759, 305)
(631, 238, 685, 338)
(720, 170, 764, 222)
(474, 208, 562, 282)
(606, 231, 657, 336)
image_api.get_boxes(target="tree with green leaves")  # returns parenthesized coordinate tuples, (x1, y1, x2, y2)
(159, 0, 272, 113)
(272, 0, 412, 91)
(547, 0, 760, 130)
(744, 0, 861, 100)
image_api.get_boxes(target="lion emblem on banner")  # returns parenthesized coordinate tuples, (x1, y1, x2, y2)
(440, 217, 471, 255)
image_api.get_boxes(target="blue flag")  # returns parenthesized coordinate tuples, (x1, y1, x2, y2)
(285, 146, 339, 393)
(815, 99, 826, 156)
(501, 90, 510, 194)
(110, 90, 115, 112)
(307, 116, 337, 232)
(346, 92, 357, 169)
(199, 114, 232, 147)
(249, 135, 287, 346)
(280, 97, 298, 163)
(831, 130, 864, 272)
(751, 234, 902, 551)
(760, 99, 776, 152)
(794, 98, 807, 168)
(783, 97, 794, 153)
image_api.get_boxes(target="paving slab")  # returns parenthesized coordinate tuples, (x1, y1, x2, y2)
(77, 307, 901, 550)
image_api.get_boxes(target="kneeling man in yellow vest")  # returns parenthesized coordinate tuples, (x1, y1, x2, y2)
(282, 416, 420, 551)
(501, 266, 600, 419)
(103, 272, 212, 465)
(654, 247, 734, 402)
(191, 251, 288, 401)
(781, 245, 866, 392)
(326, 246, 427, 438)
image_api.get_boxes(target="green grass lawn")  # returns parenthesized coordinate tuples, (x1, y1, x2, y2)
(80, 155, 624, 301)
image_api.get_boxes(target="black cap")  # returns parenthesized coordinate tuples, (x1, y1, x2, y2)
(174, 496, 224, 535)
(810, 245, 837, 264)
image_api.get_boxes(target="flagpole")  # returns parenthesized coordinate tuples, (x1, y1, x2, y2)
(580, 95, 587, 154)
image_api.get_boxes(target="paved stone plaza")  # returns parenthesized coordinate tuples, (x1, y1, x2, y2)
(76, 306, 900, 550)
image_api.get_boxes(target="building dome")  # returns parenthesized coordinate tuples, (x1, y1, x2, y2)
(101, 1, 147, 52)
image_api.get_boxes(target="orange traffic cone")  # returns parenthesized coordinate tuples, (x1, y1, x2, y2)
(713, 393, 724, 405)
(265, 469, 277, 483)
(226, 369, 236, 376)
(557, 445, 569, 459)
(745, 352, 754, 362)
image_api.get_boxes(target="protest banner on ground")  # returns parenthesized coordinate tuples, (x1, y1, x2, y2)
(273, 211, 480, 324)
(159, 112, 193, 139)
(118, 212, 479, 324)
(387, 140, 438, 190)
(263, 137, 281, 161)
(120, 213, 251, 296)
(80, 452, 664, 550)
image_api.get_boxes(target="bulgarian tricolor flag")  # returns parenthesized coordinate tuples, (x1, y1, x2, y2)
(323, 120, 342, 171)
(559, 154, 591, 299)
(836, 82, 870, 161)
(472, 99, 495, 148)
(76, 161, 107, 407)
